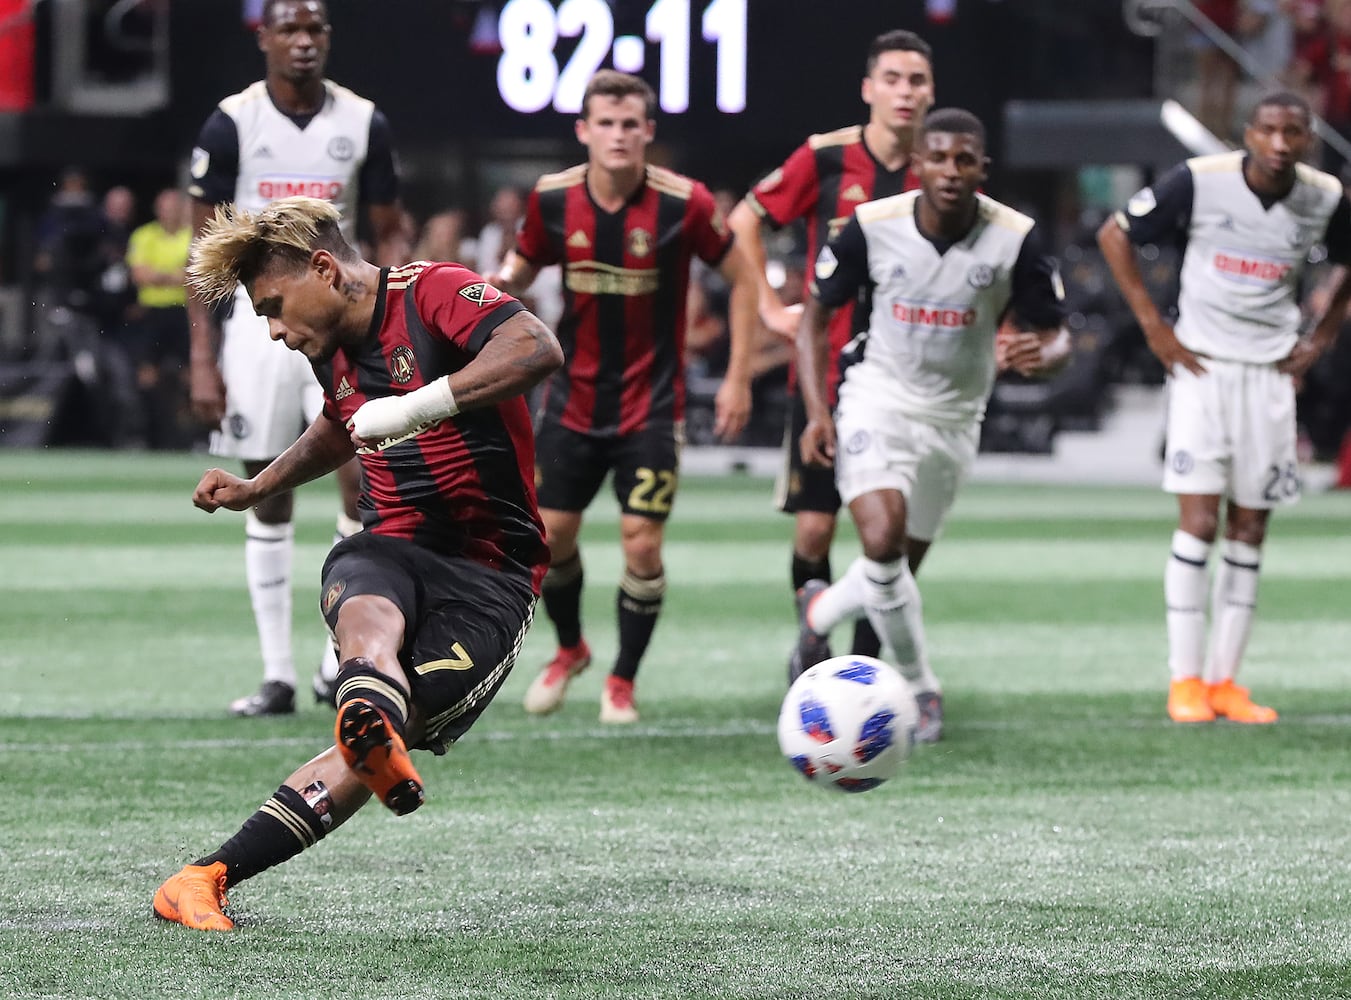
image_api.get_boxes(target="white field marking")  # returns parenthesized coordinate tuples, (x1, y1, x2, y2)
(11, 533, 1350, 591)
(6, 711, 1351, 756)
(0, 721, 779, 753)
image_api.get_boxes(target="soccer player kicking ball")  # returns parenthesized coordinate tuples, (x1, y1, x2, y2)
(152, 196, 561, 930)
(791, 109, 1070, 742)
(1098, 91, 1351, 724)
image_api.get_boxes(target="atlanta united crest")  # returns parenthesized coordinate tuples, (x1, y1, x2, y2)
(389, 345, 417, 385)
(628, 228, 653, 258)
(322, 580, 346, 614)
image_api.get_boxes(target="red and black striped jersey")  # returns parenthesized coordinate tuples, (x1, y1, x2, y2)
(315, 261, 548, 591)
(746, 125, 918, 402)
(516, 163, 732, 436)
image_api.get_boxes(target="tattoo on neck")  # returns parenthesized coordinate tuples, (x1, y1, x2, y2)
(341, 279, 366, 303)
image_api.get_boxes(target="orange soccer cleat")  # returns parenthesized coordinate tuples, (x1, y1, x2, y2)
(522, 640, 592, 715)
(152, 862, 233, 931)
(1167, 677, 1216, 723)
(336, 698, 425, 815)
(1207, 680, 1278, 724)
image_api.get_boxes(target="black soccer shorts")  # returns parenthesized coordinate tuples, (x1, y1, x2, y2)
(534, 419, 683, 521)
(320, 531, 537, 753)
(775, 391, 842, 516)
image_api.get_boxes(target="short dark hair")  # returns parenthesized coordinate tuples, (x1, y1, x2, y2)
(919, 107, 986, 148)
(1250, 90, 1312, 123)
(582, 70, 658, 120)
(262, 0, 327, 27)
(866, 29, 933, 75)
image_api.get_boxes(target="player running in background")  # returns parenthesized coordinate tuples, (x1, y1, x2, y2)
(187, 0, 408, 716)
(726, 30, 934, 672)
(488, 70, 759, 724)
(153, 196, 561, 931)
(1097, 91, 1351, 724)
(792, 109, 1069, 742)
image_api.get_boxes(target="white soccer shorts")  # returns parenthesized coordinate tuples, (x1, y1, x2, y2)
(1162, 358, 1299, 508)
(209, 288, 326, 462)
(832, 398, 979, 542)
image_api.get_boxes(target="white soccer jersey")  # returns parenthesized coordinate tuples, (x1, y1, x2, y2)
(812, 190, 1064, 428)
(1116, 151, 1351, 363)
(189, 80, 386, 242)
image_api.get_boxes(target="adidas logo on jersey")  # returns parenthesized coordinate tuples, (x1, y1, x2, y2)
(335, 376, 354, 400)
(567, 230, 592, 248)
(842, 184, 867, 202)
(254, 145, 273, 159)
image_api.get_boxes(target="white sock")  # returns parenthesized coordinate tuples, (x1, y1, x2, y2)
(1205, 538, 1260, 685)
(317, 515, 363, 683)
(806, 557, 868, 634)
(860, 556, 940, 693)
(246, 510, 295, 688)
(1165, 529, 1210, 681)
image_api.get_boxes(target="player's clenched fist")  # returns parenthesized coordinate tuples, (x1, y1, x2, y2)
(193, 468, 259, 512)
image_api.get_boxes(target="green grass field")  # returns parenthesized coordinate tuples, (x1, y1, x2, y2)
(2, 449, 1350, 1000)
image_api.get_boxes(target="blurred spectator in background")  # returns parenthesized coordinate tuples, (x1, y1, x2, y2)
(33, 168, 105, 316)
(475, 185, 525, 273)
(96, 185, 138, 341)
(1193, 0, 1242, 138)
(1240, 1, 1296, 83)
(413, 209, 469, 265)
(1292, 0, 1351, 170)
(125, 187, 194, 449)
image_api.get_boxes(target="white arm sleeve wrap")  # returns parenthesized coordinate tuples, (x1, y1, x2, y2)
(350, 376, 459, 440)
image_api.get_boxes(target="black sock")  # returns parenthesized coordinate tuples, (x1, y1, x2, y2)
(334, 656, 409, 739)
(612, 570, 665, 681)
(542, 551, 585, 648)
(194, 784, 329, 888)
(791, 553, 831, 591)
(851, 617, 882, 658)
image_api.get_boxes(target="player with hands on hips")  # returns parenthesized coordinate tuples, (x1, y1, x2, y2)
(1097, 90, 1351, 724)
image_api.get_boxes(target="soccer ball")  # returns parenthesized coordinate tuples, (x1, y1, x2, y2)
(777, 654, 919, 793)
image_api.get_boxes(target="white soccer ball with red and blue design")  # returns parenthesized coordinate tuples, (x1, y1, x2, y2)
(777, 654, 918, 793)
